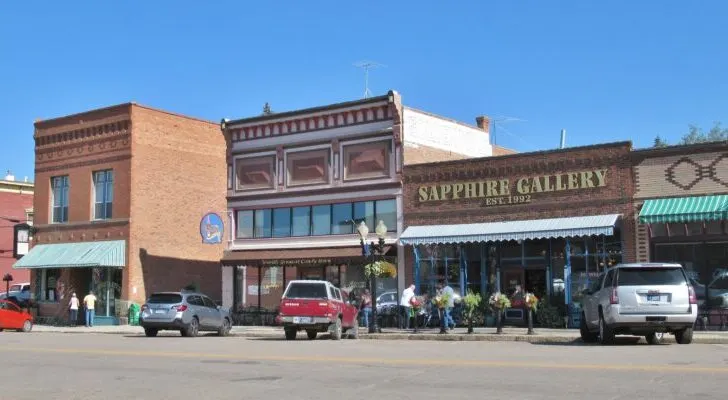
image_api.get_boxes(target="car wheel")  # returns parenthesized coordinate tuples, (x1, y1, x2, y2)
(348, 320, 359, 339)
(20, 320, 32, 333)
(579, 312, 598, 343)
(646, 332, 663, 345)
(306, 330, 318, 340)
(218, 318, 231, 337)
(675, 327, 694, 344)
(144, 328, 158, 337)
(331, 318, 342, 340)
(183, 317, 199, 337)
(284, 327, 297, 340)
(598, 313, 615, 345)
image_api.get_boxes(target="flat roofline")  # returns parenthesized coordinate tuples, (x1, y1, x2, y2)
(224, 93, 391, 126)
(403, 106, 484, 132)
(34, 102, 216, 128)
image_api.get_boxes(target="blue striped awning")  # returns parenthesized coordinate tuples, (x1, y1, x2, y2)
(13, 240, 126, 269)
(639, 195, 728, 224)
(399, 214, 620, 246)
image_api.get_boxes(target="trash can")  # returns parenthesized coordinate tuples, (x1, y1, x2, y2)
(128, 303, 140, 326)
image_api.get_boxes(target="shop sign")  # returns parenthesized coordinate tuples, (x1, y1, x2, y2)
(417, 169, 608, 207)
(262, 258, 332, 266)
(200, 213, 224, 244)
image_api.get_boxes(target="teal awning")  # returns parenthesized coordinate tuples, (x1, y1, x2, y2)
(399, 214, 620, 246)
(639, 195, 728, 224)
(13, 240, 126, 269)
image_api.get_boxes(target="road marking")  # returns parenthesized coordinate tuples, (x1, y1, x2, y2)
(2, 346, 727, 374)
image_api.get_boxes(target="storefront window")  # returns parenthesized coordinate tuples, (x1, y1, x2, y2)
(650, 223, 668, 237)
(92, 267, 122, 317)
(37, 269, 61, 302)
(706, 221, 723, 235)
(669, 223, 686, 236)
(272, 208, 291, 238)
(236, 210, 254, 238)
(292, 206, 311, 236)
(254, 209, 272, 238)
(312, 205, 331, 235)
(687, 222, 704, 236)
(260, 266, 284, 311)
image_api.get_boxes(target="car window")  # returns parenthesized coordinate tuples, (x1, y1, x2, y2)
(1, 302, 19, 312)
(285, 283, 329, 299)
(334, 288, 342, 301)
(202, 297, 216, 308)
(0, 302, 6, 310)
(187, 295, 204, 306)
(148, 294, 183, 304)
(604, 269, 616, 288)
(617, 267, 687, 286)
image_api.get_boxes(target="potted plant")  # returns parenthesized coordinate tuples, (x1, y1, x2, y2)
(461, 290, 483, 334)
(488, 292, 511, 334)
(409, 295, 425, 333)
(432, 292, 451, 333)
(524, 292, 539, 335)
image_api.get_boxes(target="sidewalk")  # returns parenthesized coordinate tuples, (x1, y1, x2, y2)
(29, 324, 728, 344)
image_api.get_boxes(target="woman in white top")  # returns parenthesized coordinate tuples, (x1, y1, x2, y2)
(68, 293, 79, 326)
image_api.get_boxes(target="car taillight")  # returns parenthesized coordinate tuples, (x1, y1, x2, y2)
(688, 285, 697, 305)
(175, 305, 188, 312)
(610, 287, 619, 304)
(319, 302, 328, 307)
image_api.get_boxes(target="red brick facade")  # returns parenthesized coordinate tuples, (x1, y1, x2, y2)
(0, 183, 33, 284)
(402, 142, 636, 286)
(30, 103, 225, 322)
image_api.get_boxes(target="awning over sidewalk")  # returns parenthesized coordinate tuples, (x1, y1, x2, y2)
(399, 214, 620, 246)
(639, 195, 728, 224)
(13, 240, 126, 269)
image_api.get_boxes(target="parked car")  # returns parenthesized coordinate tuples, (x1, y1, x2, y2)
(277, 280, 358, 340)
(580, 263, 697, 345)
(0, 299, 33, 332)
(139, 291, 231, 337)
(0, 282, 31, 306)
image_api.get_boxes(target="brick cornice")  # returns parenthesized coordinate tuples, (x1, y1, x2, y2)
(35, 154, 131, 173)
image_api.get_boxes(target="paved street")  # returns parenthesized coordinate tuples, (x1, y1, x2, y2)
(1, 332, 727, 399)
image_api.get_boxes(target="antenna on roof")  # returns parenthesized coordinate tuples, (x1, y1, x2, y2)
(490, 116, 526, 145)
(353, 60, 385, 99)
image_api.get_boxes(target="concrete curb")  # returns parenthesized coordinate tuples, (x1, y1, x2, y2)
(28, 329, 728, 344)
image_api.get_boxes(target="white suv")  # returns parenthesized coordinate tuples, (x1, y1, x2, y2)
(580, 263, 697, 345)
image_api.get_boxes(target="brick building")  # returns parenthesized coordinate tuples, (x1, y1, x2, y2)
(219, 91, 509, 320)
(14, 103, 226, 325)
(632, 141, 728, 328)
(0, 171, 33, 285)
(400, 142, 635, 327)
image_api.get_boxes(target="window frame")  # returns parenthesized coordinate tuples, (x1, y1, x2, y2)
(234, 153, 277, 192)
(50, 175, 69, 224)
(285, 146, 332, 188)
(92, 169, 114, 220)
(341, 139, 393, 182)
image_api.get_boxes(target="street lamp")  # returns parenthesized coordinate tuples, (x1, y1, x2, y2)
(2, 273, 13, 300)
(357, 220, 388, 334)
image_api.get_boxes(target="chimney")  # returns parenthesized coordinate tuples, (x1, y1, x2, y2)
(475, 116, 490, 134)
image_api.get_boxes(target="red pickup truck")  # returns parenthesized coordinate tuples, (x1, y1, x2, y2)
(277, 280, 359, 340)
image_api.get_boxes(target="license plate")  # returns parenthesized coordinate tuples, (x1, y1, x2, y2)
(154, 309, 167, 314)
(293, 317, 312, 324)
(647, 294, 660, 302)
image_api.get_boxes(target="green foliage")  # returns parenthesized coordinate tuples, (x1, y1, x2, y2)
(536, 292, 567, 328)
(488, 292, 511, 310)
(653, 136, 669, 148)
(681, 122, 728, 145)
(461, 290, 483, 323)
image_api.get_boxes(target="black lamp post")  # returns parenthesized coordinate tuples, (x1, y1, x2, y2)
(2, 273, 13, 300)
(356, 220, 388, 334)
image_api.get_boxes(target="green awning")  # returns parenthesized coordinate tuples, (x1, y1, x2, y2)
(13, 240, 126, 269)
(639, 195, 728, 224)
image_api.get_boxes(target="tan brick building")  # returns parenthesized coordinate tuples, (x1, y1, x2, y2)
(400, 142, 635, 328)
(632, 141, 728, 328)
(14, 104, 226, 325)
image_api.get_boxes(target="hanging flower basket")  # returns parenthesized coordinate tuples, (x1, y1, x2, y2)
(524, 292, 539, 311)
(488, 292, 511, 311)
(432, 293, 451, 310)
(364, 261, 397, 279)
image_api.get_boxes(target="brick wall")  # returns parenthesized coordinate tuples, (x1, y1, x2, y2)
(0, 190, 33, 282)
(128, 105, 226, 304)
(402, 142, 636, 285)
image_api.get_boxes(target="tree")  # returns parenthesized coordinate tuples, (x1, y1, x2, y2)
(653, 136, 669, 148)
(262, 102, 273, 116)
(680, 122, 728, 145)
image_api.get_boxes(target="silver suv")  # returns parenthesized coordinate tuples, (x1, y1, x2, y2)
(580, 263, 697, 345)
(140, 291, 231, 337)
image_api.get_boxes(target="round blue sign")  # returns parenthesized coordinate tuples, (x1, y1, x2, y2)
(200, 213, 224, 244)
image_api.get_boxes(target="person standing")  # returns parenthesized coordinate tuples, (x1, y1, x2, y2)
(360, 289, 372, 329)
(68, 293, 79, 326)
(399, 284, 415, 329)
(442, 282, 456, 330)
(83, 291, 97, 328)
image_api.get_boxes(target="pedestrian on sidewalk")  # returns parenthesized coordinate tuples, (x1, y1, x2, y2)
(83, 291, 97, 328)
(360, 289, 372, 329)
(442, 282, 456, 330)
(400, 284, 415, 329)
(68, 293, 79, 326)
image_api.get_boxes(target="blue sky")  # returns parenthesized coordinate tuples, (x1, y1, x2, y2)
(1, 1, 726, 181)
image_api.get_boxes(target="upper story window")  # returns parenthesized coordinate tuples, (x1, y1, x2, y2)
(286, 148, 330, 187)
(235, 199, 397, 239)
(236, 155, 276, 191)
(50, 175, 69, 223)
(93, 170, 114, 220)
